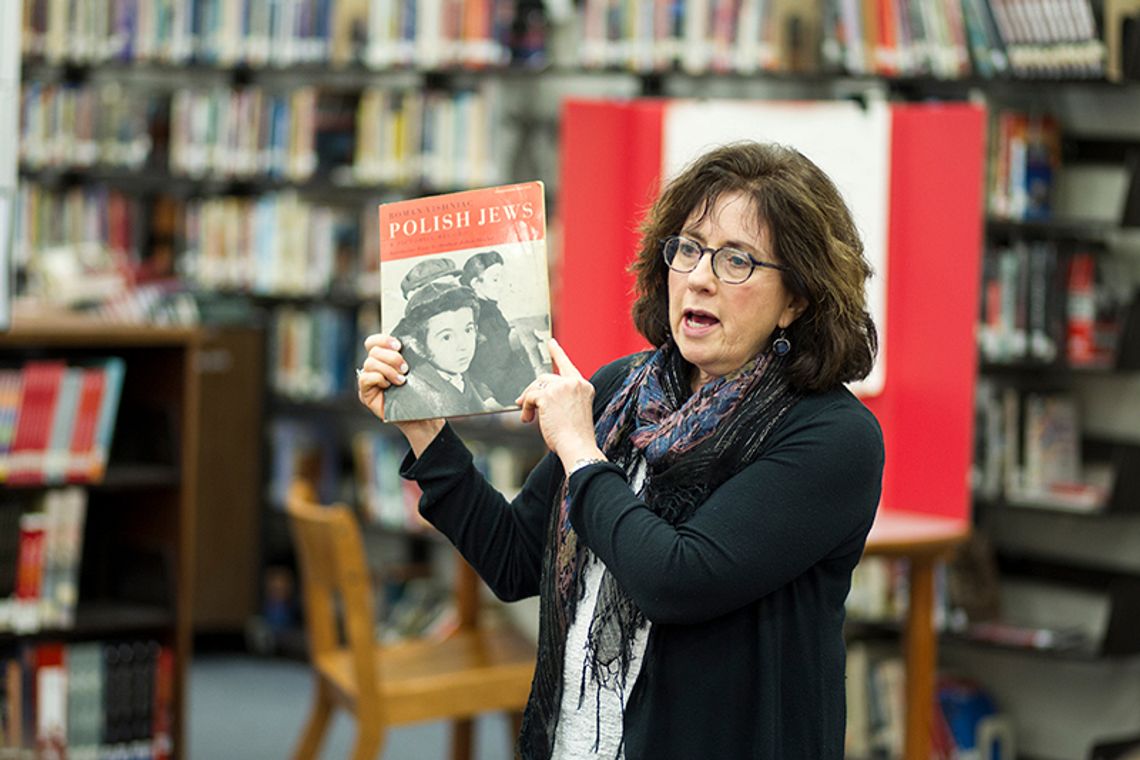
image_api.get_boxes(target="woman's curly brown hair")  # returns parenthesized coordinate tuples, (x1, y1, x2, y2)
(630, 141, 878, 393)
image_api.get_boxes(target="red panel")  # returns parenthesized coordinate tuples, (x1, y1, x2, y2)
(557, 100, 664, 377)
(558, 99, 985, 523)
(863, 104, 986, 520)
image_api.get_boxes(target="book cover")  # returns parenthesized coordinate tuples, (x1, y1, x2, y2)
(87, 357, 126, 483)
(65, 641, 103, 760)
(152, 644, 174, 760)
(13, 512, 46, 634)
(7, 360, 68, 485)
(33, 642, 66, 760)
(65, 365, 106, 485)
(0, 368, 22, 483)
(42, 367, 82, 486)
(378, 181, 552, 422)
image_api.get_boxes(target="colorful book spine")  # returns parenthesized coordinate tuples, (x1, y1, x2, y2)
(87, 357, 125, 483)
(7, 360, 67, 485)
(13, 512, 47, 633)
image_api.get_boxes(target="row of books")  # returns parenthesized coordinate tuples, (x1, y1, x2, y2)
(351, 429, 535, 532)
(15, 0, 1120, 79)
(169, 86, 318, 180)
(362, 0, 517, 69)
(847, 556, 911, 625)
(0, 639, 173, 760)
(377, 577, 458, 643)
(845, 641, 907, 759)
(268, 305, 360, 401)
(573, 0, 1102, 79)
(12, 182, 141, 270)
(90, 281, 202, 327)
(847, 646, 1015, 760)
(0, 489, 88, 635)
(825, 0, 974, 79)
(182, 191, 361, 295)
(353, 84, 503, 188)
(20, 0, 517, 69)
(0, 358, 126, 488)
(978, 245, 1134, 367)
(986, 109, 1061, 222)
(19, 82, 154, 171)
(973, 383, 1114, 512)
(982, 0, 1105, 78)
(13, 183, 379, 304)
(351, 430, 427, 532)
(21, 79, 504, 190)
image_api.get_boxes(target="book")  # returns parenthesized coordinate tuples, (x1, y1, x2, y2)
(86, 357, 126, 483)
(0, 369, 22, 482)
(65, 641, 103, 760)
(42, 367, 82, 486)
(7, 360, 67, 485)
(152, 644, 174, 760)
(377, 181, 552, 422)
(34, 643, 66, 760)
(13, 512, 46, 634)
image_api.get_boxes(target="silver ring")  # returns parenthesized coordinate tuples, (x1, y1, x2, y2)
(356, 367, 364, 379)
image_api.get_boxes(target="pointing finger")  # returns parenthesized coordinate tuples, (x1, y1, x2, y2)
(548, 338, 582, 380)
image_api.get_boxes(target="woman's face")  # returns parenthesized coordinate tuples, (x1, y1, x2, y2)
(423, 307, 478, 374)
(470, 262, 505, 301)
(667, 190, 804, 389)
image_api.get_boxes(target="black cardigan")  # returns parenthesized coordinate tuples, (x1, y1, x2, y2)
(402, 354, 885, 759)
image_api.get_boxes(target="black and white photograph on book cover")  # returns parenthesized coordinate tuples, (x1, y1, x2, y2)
(380, 244, 552, 423)
(378, 181, 553, 422)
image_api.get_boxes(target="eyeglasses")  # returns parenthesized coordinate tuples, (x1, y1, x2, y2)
(661, 235, 788, 285)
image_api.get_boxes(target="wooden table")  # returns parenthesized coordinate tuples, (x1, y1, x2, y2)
(864, 510, 971, 760)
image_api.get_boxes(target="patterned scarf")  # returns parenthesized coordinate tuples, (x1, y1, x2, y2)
(519, 340, 801, 759)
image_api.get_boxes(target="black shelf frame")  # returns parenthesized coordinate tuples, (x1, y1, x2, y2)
(973, 439, 1140, 517)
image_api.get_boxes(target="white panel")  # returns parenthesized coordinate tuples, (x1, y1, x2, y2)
(1054, 165, 1131, 223)
(0, 1, 20, 83)
(0, 191, 10, 331)
(0, 81, 16, 188)
(662, 99, 891, 397)
(0, 0, 14, 332)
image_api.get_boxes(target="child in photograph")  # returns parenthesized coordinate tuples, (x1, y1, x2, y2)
(461, 250, 543, 406)
(384, 261, 499, 421)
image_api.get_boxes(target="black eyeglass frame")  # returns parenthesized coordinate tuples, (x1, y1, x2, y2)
(661, 235, 790, 284)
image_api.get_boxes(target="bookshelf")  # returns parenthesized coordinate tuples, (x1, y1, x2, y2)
(12, 2, 545, 664)
(948, 88, 1140, 757)
(0, 319, 199, 759)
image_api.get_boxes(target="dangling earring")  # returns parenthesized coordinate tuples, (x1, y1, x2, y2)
(772, 328, 791, 356)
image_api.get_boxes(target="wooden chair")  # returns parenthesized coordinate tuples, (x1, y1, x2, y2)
(285, 479, 536, 760)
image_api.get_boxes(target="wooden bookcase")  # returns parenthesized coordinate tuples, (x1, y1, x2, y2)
(0, 318, 200, 759)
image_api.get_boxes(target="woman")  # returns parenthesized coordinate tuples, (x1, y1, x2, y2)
(358, 142, 884, 759)
(461, 249, 541, 405)
(382, 277, 497, 421)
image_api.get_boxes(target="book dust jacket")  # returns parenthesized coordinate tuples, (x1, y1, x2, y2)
(378, 181, 552, 422)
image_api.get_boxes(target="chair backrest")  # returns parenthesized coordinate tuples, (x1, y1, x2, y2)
(286, 479, 380, 703)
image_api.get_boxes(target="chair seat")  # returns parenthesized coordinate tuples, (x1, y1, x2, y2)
(315, 625, 536, 725)
(287, 482, 533, 759)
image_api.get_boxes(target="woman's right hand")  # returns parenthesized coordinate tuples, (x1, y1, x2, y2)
(358, 333, 444, 456)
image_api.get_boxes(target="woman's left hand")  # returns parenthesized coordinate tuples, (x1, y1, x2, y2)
(517, 339, 605, 470)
